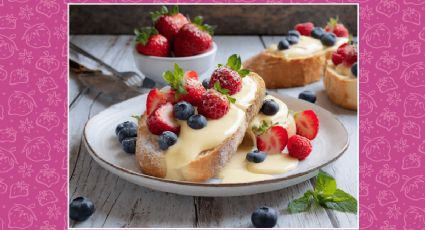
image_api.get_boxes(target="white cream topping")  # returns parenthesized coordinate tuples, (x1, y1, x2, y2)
(232, 76, 258, 110)
(247, 154, 298, 174)
(328, 60, 356, 79)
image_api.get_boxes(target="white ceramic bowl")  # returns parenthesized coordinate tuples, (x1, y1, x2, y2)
(132, 41, 217, 85)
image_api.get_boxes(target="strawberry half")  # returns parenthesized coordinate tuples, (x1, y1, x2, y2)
(151, 6, 189, 42)
(174, 16, 214, 57)
(256, 125, 289, 154)
(294, 110, 319, 140)
(325, 17, 349, 38)
(146, 102, 180, 135)
(331, 43, 357, 66)
(134, 27, 170, 57)
(146, 88, 176, 115)
(295, 22, 314, 36)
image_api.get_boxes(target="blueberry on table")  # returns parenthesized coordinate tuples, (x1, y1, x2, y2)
(251, 206, 278, 228)
(69, 197, 95, 222)
(287, 30, 300, 37)
(320, 32, 337, 46)
(261, 99, 280, 116)
(298, 90, 317, 103)
(158, 131, 178, 150)
(246, 150, 267, 163)
(311, 27, 325, 39)
(351, 63, 358, 77)
(122, 137, 136, 154)
(115, 121, 137, 135)
(173, 101, 195, 120)
(187, 114, 207, 129)
(277, 40, 290, 50)
(202, 79, 210, 89)
(285, 35, 299, 45)
(118, 126, 137, 143)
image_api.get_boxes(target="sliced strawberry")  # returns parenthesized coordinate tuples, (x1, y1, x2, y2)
(146, 88, 168, 115)
(146, 102, 180, 135)
(294, 110, 319, 140)
(256, 126, 288, 154)
(295, 22, 314, 36)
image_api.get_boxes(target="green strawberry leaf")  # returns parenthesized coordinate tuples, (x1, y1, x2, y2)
(319, 189, 357, 213)
(192, 15, 215, 35)
(163, 63, 187, 96)
(134, 27, 157, 46)
(315, 170, 337, 196)
(288, 190, 314, 213)
(327, 16, 340, 29)
(169, 5, 179, 15)
(213, 81, 236, 104)
(150, 6, 169, 22)
(131, 115, 141, 121)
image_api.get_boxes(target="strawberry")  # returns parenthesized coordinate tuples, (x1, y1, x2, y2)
(255, 124, 288, 154)
(134, 27, 170, 57)
(295, 22, 314, 36)
(294, 110, 319, 140)
(209, 54, 250, 95)
(146, 102, 180, 135)
(198, 82, 234, 119)
(163, 64, 205, 106)
(151, 6, 189, 42)
(332, 43, 358, 66)
(325, 17, 349, 37)
(174, 16, 214, 57)
(146, 88, 168, 116)
(287, 135, 312, 160)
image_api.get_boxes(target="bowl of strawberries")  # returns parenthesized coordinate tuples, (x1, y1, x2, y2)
(133, 6, 217, 85)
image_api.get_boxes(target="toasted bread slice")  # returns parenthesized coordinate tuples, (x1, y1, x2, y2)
(323, 60, 357, 110)
(135, 72, 266, 182)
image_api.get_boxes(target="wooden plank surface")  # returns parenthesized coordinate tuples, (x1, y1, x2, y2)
(69, 35, 358, 228)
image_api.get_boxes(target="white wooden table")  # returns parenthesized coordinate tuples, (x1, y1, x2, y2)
(69, 35, 358, 228)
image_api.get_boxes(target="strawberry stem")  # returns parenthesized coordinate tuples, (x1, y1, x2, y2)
(134, 27, 158, 46)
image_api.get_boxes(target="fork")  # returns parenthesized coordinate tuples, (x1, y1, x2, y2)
(69, 42, 155, 91)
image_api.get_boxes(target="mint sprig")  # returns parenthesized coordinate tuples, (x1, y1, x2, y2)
(213, 81, 236, 104)
(288, 170, 357, 214)
(252, 120, 272, 135)
(221, 54, 250, 78)
(163, 63, 187, 96)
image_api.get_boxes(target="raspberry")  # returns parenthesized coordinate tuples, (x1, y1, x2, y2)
(295, 22, 314, 36)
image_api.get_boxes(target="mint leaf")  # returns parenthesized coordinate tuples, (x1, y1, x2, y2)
(238, 69, 250, 78)
(288, 191, 314, 213)
(162, 64, 187, 95)
(131, 115, 141, 121)
(226, 54, 241, 71)
(315, 170, 337, 196)
(252, 120, 272, 135)
(320, 189, 357, 213)
(213, 81, 236, 104)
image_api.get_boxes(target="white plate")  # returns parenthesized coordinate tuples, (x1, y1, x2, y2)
(84, 93, 348, 197)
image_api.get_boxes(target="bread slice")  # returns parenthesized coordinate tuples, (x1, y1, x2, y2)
(135, 72, 266, 182)
(323, 60, 357, 110)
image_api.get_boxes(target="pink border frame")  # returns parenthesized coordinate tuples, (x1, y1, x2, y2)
(0, 0, 424, 229)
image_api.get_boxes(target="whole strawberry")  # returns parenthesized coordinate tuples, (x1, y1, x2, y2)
(287, 135, 312, 160)
(135, 27, 170, 57)
(198, 82, 235, 119)
(151, 6, 189, 42)
(331, 42, 357, 66)
(325, 17, 349, 38)
(163, 64, 205, 106)
(295, 22, 314, 36)
(174, 16, 214, 57)
(209, 54, 250, 95)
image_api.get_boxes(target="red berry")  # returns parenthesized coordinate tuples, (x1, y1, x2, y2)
(154, 12, 189, 42)
(295, 22, 314, 36)
(146, 103, 180, 135)
(146, 88, 168, 115)
(209, 66, 242, 95)
(256, 126, 288, 154)
(287, 135, 312, 160)
(198, 89, 229, 119)
(332, 52, 344, 65)
(135, 28, 170, 57)
(294, 110, 319, 140)
(325, 17, 349, 38)
(174, 22, 213, 57)
(184, 70, 199, 80)
(334, 43, 358, 66)
(179, 78, 205, 106)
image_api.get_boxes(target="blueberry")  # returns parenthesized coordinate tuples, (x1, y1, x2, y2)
(351, 63, 357, 77)
(118, 126, 137, 143)
(277, 40, 290, 50)
(202, 79, 210, 89)
(321, 32, 337, 46)
(187, 114, 207, 129)
(173, 101, 195, 120)
(246, 150, 267, 163)
(287, 30, 300, 37)
(311, 27, 325, 39)
(122, 137, 136, 154)
(261, 99, 279, 116)
(158, 131, 178, 150)
(251, 206, 278, 228)
(69, 197, 95, 222)
(298, 90, 317, 103)
(115, 121, 136, 135)
(285, 35, 299, 45)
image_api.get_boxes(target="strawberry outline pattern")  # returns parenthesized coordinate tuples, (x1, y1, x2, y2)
(0, 0, 424, 229)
